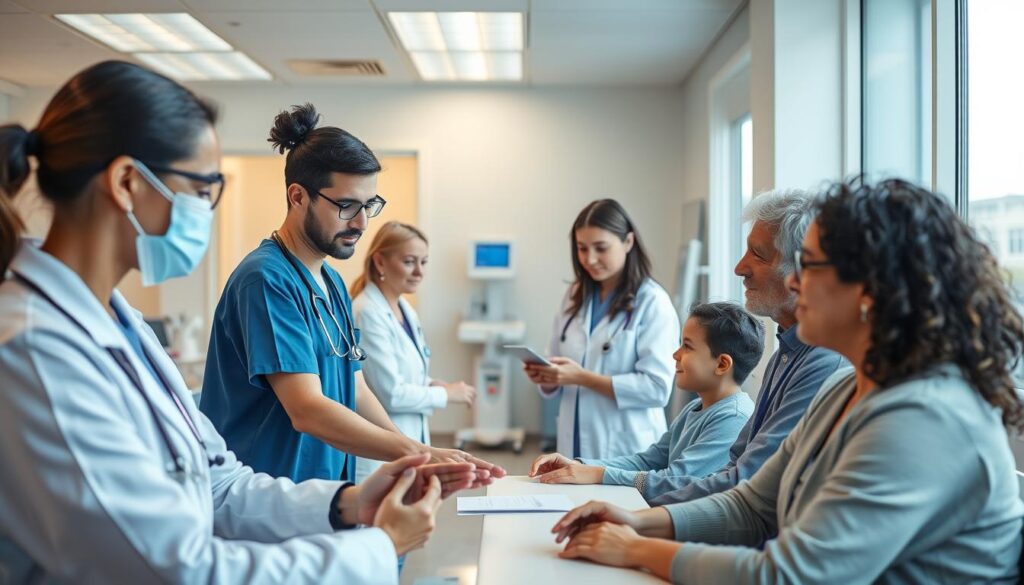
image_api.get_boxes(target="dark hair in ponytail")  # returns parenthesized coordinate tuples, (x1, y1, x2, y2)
(0, 60, 217, 275)
(567, 199, 653, 321)
(268, 103, 380, 208)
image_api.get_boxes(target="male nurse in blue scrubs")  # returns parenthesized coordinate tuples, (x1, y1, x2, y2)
(200, 104, 504, 484)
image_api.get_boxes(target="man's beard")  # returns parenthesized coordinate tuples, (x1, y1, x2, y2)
(304, 210, 361, 260)
(745, 282, 796, 325)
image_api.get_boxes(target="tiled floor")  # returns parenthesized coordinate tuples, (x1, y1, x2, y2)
(401, 434, 547, 585)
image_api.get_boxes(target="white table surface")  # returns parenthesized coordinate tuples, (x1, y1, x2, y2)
(475, 476, 665, 585)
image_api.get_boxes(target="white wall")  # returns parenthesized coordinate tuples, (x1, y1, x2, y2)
(8, 84, 687, 433)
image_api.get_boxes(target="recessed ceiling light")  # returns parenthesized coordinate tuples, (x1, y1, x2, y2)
(56, 13, 232, 53)
(135, 52, 271, 81)
(389, 12, 524, 82)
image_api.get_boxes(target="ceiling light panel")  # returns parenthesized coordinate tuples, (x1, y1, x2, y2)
(388, 12, 447, 51)
(390, 12, 524, 82)
(56, 13, 232, 53)
(409, 52, 455, 81)
(390, 12, 523, 52)
(135, 51, 271, 81)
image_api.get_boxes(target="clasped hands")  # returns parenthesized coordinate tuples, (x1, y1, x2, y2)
(339, 452, 501, 555)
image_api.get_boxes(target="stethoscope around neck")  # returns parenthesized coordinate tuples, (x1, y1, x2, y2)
(560, 307, 634, 353)
(12, 271, 224, 481)
(270, 231, 367, 361)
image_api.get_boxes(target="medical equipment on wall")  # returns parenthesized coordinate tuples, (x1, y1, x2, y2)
(271, 231, 366, 361)
(455, 239, 526, 454)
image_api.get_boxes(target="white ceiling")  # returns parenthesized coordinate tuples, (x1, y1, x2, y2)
(0, 0, 742, 88)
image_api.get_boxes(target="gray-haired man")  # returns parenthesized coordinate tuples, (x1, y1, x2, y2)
(649, 189, 846, 505)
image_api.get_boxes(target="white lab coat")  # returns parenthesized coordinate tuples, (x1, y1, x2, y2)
(353, 282, 443, 482)
(539, 278, 679, 460)
(0, 242, 398, 584)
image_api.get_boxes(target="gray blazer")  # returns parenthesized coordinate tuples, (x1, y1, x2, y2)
(666, 365, 1023, 584)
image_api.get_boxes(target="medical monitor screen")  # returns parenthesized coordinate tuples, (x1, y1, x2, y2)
(475, 243, 511, 269)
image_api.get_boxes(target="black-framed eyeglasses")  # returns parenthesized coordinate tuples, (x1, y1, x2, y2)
(302, 184, 387, 221)
(146, 164, 227, 210)
(793, 251, 833, 282)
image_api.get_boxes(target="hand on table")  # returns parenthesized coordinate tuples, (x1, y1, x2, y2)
(528, 452, 576, 477)
(558, 522, 644, 568)
(537, 464, 605, 485)
(551, 500, 642, 544)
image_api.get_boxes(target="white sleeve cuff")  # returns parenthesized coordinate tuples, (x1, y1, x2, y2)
(430, 386, 448, 409)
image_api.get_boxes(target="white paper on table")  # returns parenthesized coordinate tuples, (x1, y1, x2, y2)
(456, 494, 575, 515)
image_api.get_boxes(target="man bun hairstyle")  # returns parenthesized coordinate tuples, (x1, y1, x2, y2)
(268, 103, 381, 208)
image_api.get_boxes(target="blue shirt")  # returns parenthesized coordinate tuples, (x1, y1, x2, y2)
(589, 288, 613, 333)
(573, 289, 617, 458)
(200, 239, 361, 483)
(650, 325, 845, 505)
(398, 306, 417, 349)
(582, 391, 753, 502)
(110, 302, 161, 386)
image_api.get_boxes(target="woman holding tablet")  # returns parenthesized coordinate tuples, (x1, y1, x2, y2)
(525, 199, 679, 459)
(351, 221, 477, 481)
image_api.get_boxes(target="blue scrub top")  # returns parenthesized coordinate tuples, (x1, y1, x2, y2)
(200, 239, 361, 483)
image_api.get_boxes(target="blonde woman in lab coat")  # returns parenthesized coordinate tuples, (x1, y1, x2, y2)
(526, 199, 679, 460)
(351, 221, 476, 481)
(0, 61, 477, 584)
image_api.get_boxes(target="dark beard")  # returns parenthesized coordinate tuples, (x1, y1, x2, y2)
(304, 208, 361, 260)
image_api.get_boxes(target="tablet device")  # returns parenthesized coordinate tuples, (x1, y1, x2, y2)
(504, 345, 553, 366)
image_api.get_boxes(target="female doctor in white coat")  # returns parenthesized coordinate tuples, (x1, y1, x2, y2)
(351, 221, 476, 481)
(526, 199, 679, 460)
(0, 61, 477, 584)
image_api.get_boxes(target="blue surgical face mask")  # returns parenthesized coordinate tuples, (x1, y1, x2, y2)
(127, 161, 213, 286)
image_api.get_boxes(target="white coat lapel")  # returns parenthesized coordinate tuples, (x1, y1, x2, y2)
(109, 291, 208, 473)
(365, 283, 425, 371)
(398, 297, 429, 364)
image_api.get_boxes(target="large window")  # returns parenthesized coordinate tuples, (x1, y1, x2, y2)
(964, 0, 1024, 303)
(862, 0, 932, 185)
(733, 114, 754, 210)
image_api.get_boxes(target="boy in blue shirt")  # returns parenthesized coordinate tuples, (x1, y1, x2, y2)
(529, 302, 764, 502)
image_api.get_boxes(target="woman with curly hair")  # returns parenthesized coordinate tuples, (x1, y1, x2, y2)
(548, 178, 1024, 584)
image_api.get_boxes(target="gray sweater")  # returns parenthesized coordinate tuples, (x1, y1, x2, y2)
(666, 365, 1023, 584)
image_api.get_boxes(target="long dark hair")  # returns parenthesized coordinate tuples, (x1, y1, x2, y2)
(567, 199, 653, 320)
(0, 60, 217, 276)
(815, 178, 1024, 430)
(268, 103, 380, 208)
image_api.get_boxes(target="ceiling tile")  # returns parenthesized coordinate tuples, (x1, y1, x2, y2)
(183, 0, 368, 12)
(19, 0, 188, 13)
(532, 0, 735, 11)
(196, 10, 416, 83)
(372, 0, 527, 11)
(0, 14, 121, 86)
(0, 0, 746, 88)
(529, 7, 733, 85)
(0, 0, 30, 13)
